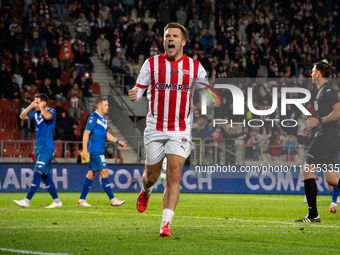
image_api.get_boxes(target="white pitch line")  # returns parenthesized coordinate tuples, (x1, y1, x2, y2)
(201, 196, 290, 200)
(0, 248, 72, 255)
(1, 207, 339, 229)
(0, 226, 65, 229)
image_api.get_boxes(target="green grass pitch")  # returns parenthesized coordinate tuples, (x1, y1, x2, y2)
(0, 193, 339, 255)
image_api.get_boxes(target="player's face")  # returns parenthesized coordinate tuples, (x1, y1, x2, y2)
(99, 100, 109, 114)
(34, 98, 41, 110)
(163, 28, 186, 61)
(311, 66, 320, 83)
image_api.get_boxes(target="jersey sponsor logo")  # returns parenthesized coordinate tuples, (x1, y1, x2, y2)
(35, 113, 44, 125)
(155, 82, 189, 92)
(327, 89, 331, 92)
(97, 119, 107, 129)
(37, 161, 45, 165)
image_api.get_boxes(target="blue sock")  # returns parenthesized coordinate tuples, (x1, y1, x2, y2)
(332, 187, 340, 203)
(80, 177, 92, 200)
(26, 171, 42, 200)
(42, 173, 58, 199)
(101, 177, 114, 200)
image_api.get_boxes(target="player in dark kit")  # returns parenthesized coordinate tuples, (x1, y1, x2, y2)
(295, 61, 340, 222)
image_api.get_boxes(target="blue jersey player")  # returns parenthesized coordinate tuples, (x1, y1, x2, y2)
(78, 98, 127, 206)
(14, 93, 62, 208)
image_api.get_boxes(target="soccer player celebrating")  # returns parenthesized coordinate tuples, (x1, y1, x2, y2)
(77, 98, 127, 207)
(129, 22, 219, 237)
(295, 61, 340, 222)
(14, 93, 62, 208)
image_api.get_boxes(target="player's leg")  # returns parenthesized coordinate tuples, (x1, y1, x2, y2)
(14, 150, 55, 208)
(324, 169, 340, 213)
(99, 169, 125, 206)
(159, 157, 167, 185)
(161, 154, 185, 231)
(13, 170, 43, 208)
(136, 160, 164, 212)
(136, 140, 165, 213)
(330, 186, 340, 213)
(159, 136, 190, 237)
(294, 162, 320, 222)
(42, 173, 63, 208)
(78, 170, 97, 206)
(35, 150, 62, 208)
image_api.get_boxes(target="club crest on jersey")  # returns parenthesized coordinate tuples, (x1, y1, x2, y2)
(155, 82, 189, 92)
(183, 69, 190, 75)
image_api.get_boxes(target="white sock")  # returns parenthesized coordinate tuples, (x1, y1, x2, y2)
(110, 198, 116, 203)
(331, 202, 337, 207)
(24, 198, 30, 204)
(161, 209, 174, 228)
(78, 199, 85, 202)
(53, 198, 61, 203)
(143, 186, 153, 195)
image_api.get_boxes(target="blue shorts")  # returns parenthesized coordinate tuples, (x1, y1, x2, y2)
(89, 152, 107, 171)
(35, 149, 54, 174)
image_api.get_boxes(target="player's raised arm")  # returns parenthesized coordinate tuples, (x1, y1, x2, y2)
(20, 101, 36, 120)
(82, 130, 91, 160)
(106, 132, 126, 149)
(39, 101, 53, 120)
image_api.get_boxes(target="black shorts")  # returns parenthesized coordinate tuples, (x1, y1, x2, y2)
(306, 128, 340, 166)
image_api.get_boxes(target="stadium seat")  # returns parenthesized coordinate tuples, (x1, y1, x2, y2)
(19, 142, 33, 151)
(54, 151, 62, 158)
(8, 113, 18, 124)
(74, 149, 80, 159)
(11, 98, 20, 110)
(3, 123, 14, 131)
(49, 100, 56, 108)
(4, 142, 16, 151)
(3, 149, 12, 157)
(0, 99, 11, 113)
(0, 133, 9, 140)
(10, 133, 21, 140)
(61, 71, 69, 84)
(91, 83, 100, 94)
(80, 111, 88, 123)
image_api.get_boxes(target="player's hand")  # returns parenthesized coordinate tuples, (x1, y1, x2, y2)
(309, 118, 319, 128)
(82, 151, 89, 160)
(128, 88, 138, 101)
(301, 126, 311, 137)
(211, 93, 221, 107)
(29, 101, 36, 109)
(118, 141, 127, 150)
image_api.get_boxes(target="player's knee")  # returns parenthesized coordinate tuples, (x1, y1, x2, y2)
(86, 171, 96, 180)
(326, 178, 338, 187)
(168, 171, 181, 184)
(145, 174, 158, 184)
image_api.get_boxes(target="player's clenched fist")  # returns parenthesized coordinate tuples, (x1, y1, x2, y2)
(128, 88, 138, 101)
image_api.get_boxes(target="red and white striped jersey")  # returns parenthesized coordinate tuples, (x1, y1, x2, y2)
(134, 53, 208, 132)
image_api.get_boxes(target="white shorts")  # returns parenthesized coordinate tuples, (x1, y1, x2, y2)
(144, 130, 191, 165)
